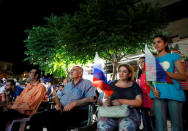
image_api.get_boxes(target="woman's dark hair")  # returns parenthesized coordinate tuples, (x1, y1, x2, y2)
(118, 64, 134, 81)
(137, 57, 145, 79)
(153, 35, 170, 52)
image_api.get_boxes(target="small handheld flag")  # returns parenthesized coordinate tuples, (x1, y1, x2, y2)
(92, 52, 113, 96)
(145, 45, 173, 84)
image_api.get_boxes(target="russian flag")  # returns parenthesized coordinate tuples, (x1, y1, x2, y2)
(145, 45, 173, 84)
(92, 53, 114, 96)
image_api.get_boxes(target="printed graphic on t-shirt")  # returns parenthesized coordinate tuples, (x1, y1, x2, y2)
(160, 61, 170, 71)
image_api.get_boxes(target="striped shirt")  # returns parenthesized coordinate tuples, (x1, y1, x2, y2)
(179, 62, 188, 90)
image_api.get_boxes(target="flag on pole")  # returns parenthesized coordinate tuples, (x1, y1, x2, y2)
(145, 45, 173, 84)
(92, 52, 114, 96)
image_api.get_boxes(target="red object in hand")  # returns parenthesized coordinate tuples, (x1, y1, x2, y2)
(43, 93, 49, 100)
(0, 94, 2, 102)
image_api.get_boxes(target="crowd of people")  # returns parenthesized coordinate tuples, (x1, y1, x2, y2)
(0, 35, 187, 131)
(0, 75, 68, 105)
(0, 78, 67, 103)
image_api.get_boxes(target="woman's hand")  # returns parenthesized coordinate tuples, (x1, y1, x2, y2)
(111, 99, 121, 106)
(151, 87, 160, 98)
(147, 81, 160, 98)
(103, 98, 111, 106)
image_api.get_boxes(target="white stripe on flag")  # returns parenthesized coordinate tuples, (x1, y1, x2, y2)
(145, 44, 156, 81)
(93, 52, 105, 71)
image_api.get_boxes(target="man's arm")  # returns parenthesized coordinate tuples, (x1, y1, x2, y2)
(55, 96, 62, 112)
(76, 96, 97, 106)
(63, 96, 96, 112)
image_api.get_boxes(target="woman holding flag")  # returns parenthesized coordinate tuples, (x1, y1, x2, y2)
(97, 64, 142, 131)
(149, 35, 187, 131)
(137, 57, 154, 131)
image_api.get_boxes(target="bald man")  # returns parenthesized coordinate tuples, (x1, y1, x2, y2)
(30, 66, 97, 131)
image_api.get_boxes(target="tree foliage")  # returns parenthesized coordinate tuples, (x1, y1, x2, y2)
(61, 0, 168, 79)
(24, 15, 78, 78)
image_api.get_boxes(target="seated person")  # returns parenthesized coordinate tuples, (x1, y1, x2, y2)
(0, 68, 46, 130)
(97, 64, 142, 131)
(29, 66, 97, 131)
(0, 80, 6, 94)
(63, 78, 68, 86)
(6, 79, 24, 101)
(0, 79, 3, 89)
(55, 84, 64, 96)
(13, 78, 20, 86)
(0, 84, 11, 104)
(46, 82, 56, 101)
(2, 78, 6, 86)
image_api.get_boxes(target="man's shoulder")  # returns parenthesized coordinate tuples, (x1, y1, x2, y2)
(65, 81, 72, 87)
(81, 79, 92, 84)
(81, 79, 95, 91)
(66, 79, 92, 86)
(36, 83, 47, 91)
(38, 83, 46, 87)
(79, 79, 93, 88)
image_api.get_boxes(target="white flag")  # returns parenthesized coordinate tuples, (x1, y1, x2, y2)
(145, 44, 156, 81)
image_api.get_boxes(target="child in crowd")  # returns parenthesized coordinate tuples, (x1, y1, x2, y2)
(137, 57, 154, 131)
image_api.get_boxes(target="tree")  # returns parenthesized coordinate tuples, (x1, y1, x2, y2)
(61, 0, 168, 80)
(24, 15, 79, 78)
(25, 0, 168, 79)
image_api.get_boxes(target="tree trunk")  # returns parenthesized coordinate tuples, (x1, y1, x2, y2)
(66, 67, 71, 82)
(112, 62, 118, 81)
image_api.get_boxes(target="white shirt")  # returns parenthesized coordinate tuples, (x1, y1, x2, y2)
(0, 85, 5, 94)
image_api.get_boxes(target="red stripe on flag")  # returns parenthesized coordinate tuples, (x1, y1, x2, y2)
(167, 75, 173, 84)
(92, 77, 113, 96)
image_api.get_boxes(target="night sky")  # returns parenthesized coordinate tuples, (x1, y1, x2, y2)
(0, 0, 82, 74)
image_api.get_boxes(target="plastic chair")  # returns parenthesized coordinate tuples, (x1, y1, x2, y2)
(7, 117, 30, 131)
(6, 101, 53, 131)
